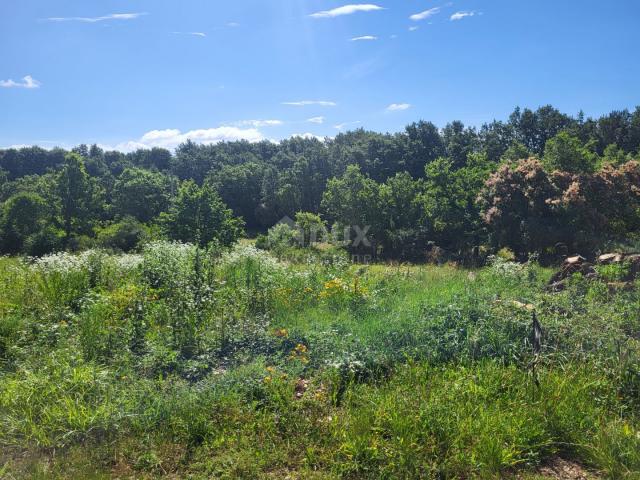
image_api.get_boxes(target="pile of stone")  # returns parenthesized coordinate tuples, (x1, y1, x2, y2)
(597, 252, 640, 278)
(548, 256, 596, 291)
(547, 253, 640, 292)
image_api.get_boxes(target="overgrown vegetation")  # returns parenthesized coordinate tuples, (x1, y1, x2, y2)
(1, 244, 639, 478)
(2, 107, 640, 478)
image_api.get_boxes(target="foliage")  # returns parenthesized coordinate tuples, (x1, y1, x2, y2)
(112, 168, 174, 223)
(0, 192, 52, 254)
(160, 181, 244, 248)
(479, 158, 640, 256)
(1, 106, 640, 259)
(257, 222, 300, 253)
(294, 211, 327, 247)
(543, 131, 598, 173)
(1, 247, 640, 478)
(96, 216, 152, 252)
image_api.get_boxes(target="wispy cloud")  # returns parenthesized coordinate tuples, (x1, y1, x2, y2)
(172, 31, 206, 37)
(233, 119, 283, 127)
(283, 100, 337, 107)
(310, 4, 384, 19)
(387, 103, 411, 111)
(334, 121, 362, 130)
(307, 117, 325, 124)
(0, 75, 41, 89)
(450, 11, 477, 21)
(409, 26, 420, 32)
(226, 22, 240, 28)
(410, 7, 440, 21)
(350, 35, 378, 41)
(44, 12, 147, 23)
(291, 133, 327, 141)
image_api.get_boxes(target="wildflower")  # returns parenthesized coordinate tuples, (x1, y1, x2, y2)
(274, 328, 289, 338)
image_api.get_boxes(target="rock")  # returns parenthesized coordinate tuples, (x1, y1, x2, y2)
(548, 255, 598, 290)
(565, 255, 586, 265)
(579, 262, 596, 276)
(597, 253, 622, 264)
(626, 254, 640, 266)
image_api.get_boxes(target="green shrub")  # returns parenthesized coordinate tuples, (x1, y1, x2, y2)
(96, 217, 150, 252)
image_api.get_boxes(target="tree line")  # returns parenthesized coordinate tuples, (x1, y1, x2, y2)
(1, 105, 640, 260)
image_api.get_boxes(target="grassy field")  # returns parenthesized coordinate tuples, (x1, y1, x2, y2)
(1, 244, 639, 479)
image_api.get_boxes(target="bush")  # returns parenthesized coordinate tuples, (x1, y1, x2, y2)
(265, 223, 300, 251)
(96, 217, 150, 252)
(23, 226, 65, 257)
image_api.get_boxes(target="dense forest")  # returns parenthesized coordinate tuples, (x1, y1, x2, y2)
(2, 105, 640, 261)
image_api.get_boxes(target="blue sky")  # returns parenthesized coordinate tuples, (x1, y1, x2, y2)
(1, 1, 640, 151)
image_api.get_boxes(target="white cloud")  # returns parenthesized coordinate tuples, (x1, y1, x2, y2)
(334, 121, 362, 130)
(106, 126, 265, 152)
(410, 7, 440, 21)
(226, 22, 240, 27)
(408, 26, 420, 32)
(310, 4, 384, 19)
(291, 133, 326, 141)
(307, 117, 325, 124)
(0, 75, 41, 89)
(450, 11, 476, 21)
(233, 119, 283, 127)
(44, 12, 147, 23)
(350, 35, 377, 41)
(172, 31, 206, 37)
(387, 103, 411, 111)
(282, 100, 337, 107)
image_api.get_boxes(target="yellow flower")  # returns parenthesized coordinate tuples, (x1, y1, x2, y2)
(274, 328, 289, 338)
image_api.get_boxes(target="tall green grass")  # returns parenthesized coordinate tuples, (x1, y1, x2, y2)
(1, 245, 639, 478)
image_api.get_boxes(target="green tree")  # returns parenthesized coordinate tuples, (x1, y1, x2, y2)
(602, 144, 630, 166)
(322, 165, 383, 256)
(501, 142, 532, 163)
(208, 163, 265, 229)
(161, 181, 244, 247)
(294, 212, 327, 247)
(401, 121, 445, 177)
(542, 132, 597, 173)
(378, 172, 426, 259)
(420, 155, 490, 254)
(0, 192, 51, 253)
(442, 121, 479, 169)
(112, 168, 173, 222)
(509, 105, 575, 155)
(56, 153, 101, 246)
